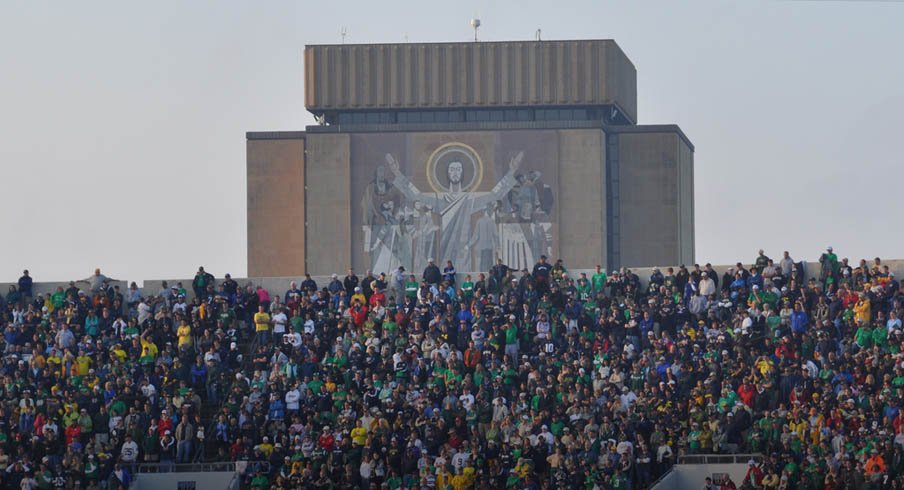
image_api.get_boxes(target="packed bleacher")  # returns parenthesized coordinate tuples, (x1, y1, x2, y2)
(1, 248, 903, 489)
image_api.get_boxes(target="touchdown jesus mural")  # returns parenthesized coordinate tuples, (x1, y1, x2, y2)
(351, 130, 559, 273)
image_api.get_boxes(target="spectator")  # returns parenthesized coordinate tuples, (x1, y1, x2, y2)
(192, 267, 214, 300)
(423, 259, 441, 286)
(17, 270, 33, 301)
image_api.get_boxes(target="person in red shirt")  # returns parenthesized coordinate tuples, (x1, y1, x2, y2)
(719, 475, 737, 490)
(369, 289, 386, 308)
(157, 411, 173, 437)
(64, 421, 81, 446)
(737, 381, 755, 407)
(894, 411, 904, 434)
(463, 341, 481, 369)
(743, 460, 763, 488)
(318, 426, 336, 451)
(349, 302, 368, 328)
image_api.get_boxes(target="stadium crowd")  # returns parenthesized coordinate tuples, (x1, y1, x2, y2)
(2, 248, 904, 490)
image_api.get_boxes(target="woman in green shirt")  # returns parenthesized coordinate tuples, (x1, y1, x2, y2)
(460, 275, 475, 298)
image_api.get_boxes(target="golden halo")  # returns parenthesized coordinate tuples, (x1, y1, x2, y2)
(426, 142, 484, 193)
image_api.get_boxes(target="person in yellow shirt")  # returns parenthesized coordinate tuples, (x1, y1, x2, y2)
(350, 288, 366, 306)
(755, 356, 774, 377)
(350, 420, 368, 446)
(450, 469, 469, 490)
(854, 293, 871, 325)
(177, 321, 193, 352)
(255, 436, 274, 458)
(46, 349, 63, 377)
(140, 337, 158, 359)
(789, 417, 807, 438)
(75, 351, 92, 376)
(254, 305, 271, 345)
(110, 344, 127, 363)
(82, 370, 100, 391)
(29, 349, 46, 372)
(435, 467, 452, 490)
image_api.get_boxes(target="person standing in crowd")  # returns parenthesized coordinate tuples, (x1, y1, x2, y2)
(423, 259, 441, 287)
(17, 270, 32, 302)
(192, 266, 214, 299)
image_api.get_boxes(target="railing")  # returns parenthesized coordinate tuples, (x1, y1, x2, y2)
(135, 462, 236, 473)
(201, 332, 258, 461)
(134, 460, 271, 474)
(677, 453, 761, 465)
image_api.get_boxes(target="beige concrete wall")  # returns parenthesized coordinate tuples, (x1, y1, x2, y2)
(246, 137, 306, 277)
(558, 129, 606, 268)
(304, 133, 352, 275)
(617, 132, 681, 267)
(678, 137, 695, 265)
(604, 42, 638, 122)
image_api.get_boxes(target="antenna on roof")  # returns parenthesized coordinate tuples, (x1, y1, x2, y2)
(340, 27, 347, 44)
(470, 18, 481, 42)
(536, 29, 542, 41)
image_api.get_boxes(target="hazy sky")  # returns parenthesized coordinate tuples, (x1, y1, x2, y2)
(1, 0, 902, 283)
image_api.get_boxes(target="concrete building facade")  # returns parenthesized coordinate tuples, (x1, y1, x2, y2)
(247, 39, 694, 277)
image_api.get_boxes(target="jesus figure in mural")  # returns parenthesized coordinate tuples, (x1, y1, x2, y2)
(384, 151, 523, 271)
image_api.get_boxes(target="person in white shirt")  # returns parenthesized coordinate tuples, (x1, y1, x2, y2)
(539, 425, 554, 450)
(359, 458, 373, 485)
(285, 386, 301, 413)
(698, 272, 716, 297)
(657, 442, 673, 463)
(137, 299, 153, 325)
(120, 434, 139, 463)
(535, 319, 551, 341)
(780, 251, 795, 277)
(271, 308, 288, 336)
(459, 388, 475, 412)
(286, 331, 303, 350)
(620, 386, 638, 412)
(451, 446, 471, 472)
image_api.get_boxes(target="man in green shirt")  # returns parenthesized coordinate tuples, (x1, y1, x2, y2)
(591, 265, 607, 294)
(504, 321, 519, 360)
(755, 249, 771, 270)
(873, 324, 888, 349)
(405, 276, 419, 299)
(250, 471, 269, 489)
(854, 324, 873, 349)
(576, 273, 592, 301)
(820, 246, 838, 283)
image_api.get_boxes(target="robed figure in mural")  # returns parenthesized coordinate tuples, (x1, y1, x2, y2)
(384, 151, 523, 271)
(361, 165, 408, 273)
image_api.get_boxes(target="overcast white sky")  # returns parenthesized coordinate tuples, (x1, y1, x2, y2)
(1, 0, 902, 283)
